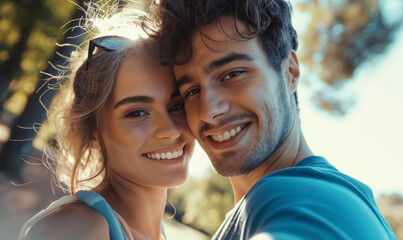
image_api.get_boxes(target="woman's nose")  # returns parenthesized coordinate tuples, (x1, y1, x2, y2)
(153, 114, 181, 140)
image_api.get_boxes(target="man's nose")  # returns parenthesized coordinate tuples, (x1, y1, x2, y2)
(198, 88, 230, 123)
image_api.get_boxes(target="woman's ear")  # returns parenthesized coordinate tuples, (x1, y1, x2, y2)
(286, 50, 300, 95)
(91, 132, 101, 150)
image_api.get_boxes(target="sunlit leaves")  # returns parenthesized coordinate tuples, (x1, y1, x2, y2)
(0, 0, 78, 114)
(167, 170, 234, 236)
(377, 194, 403, 239)
(297, 0, 402, 115)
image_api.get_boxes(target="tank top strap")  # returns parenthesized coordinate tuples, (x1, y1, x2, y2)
(18, 195, 78, 239)
(75, 190, 128, 240)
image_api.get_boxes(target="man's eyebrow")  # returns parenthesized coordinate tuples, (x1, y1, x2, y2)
(176, 53, 253, 89)
(176, 74, 193, 90)
(207, 52, 254, 73)
(113, 96, 154, 109)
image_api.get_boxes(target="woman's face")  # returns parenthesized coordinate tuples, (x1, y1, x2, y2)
(99, 55, 195, 188)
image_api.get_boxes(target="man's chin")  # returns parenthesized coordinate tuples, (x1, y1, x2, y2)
(207, 152, 239, 176)
(212, 164, 241, 177)
(209, 157, 253, 177)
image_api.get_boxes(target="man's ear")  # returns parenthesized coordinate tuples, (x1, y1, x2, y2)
(285, 50, 300, 95)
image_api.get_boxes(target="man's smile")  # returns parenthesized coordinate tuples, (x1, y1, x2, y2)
(208, 123, 249, 143)
(204, 122, 252, 150)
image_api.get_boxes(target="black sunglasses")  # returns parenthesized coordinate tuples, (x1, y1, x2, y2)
(85, 35, 132, 71)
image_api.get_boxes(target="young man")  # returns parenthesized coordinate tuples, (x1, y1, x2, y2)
(148, 0, 397, 239)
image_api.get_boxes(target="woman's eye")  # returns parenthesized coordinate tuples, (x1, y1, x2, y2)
(169, 103, 185, 113)
(185, 88, 200, 98)
(223, 71, 242, 80)
(125, 110, 148, 118)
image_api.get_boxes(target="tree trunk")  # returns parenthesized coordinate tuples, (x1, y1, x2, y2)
(0, 1, 87, 179)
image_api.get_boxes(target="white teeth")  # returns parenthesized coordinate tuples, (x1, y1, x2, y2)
(223, 131, 231, 140)
(167, 152, 173, 159)
(230, 129, 236, 137)
(145, 148, 184, 160)
(211, 125, 243, 143)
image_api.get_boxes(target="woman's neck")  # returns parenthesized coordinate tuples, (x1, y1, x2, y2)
(98, 174, 167, 240)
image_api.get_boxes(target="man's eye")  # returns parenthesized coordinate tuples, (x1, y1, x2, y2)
(185, 88, 200, 98)
(125, 110, 148, 118)
(169, 103, 185, 113)
(223, 71, 242, 80)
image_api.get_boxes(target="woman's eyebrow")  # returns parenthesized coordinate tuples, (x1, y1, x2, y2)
(113, 96, 154, 109)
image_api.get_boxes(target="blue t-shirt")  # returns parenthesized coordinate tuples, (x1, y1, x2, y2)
(212, 156, 397, 240)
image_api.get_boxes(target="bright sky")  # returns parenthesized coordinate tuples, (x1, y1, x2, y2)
(299, 25, 403, 197)
(188, 1, 403, 197)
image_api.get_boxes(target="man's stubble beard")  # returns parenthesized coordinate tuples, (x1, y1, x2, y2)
(211, 79, 293, 177)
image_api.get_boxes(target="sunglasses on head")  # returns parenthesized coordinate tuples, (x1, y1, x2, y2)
(85, 35, 132, 71)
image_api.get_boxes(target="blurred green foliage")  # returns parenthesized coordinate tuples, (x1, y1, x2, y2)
(0, 0, 127, 176)
(297, 0, 403, 115)
(167, 170, 234, 236)
(0, 0, 82, 177)
(0, 0, 77, 117)
(377, 193, 403, 238)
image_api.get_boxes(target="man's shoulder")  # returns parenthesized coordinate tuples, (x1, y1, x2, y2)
(250, 156, 368, 197)
(227, 166, 393, 239)
(244, 157, 375, 215)
(249, 160, 337, 196)
(214, 157, 395, 239)
(26, 201, 109, 240)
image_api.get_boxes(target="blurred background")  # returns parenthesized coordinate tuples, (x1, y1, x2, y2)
(0, 0, 403, 239)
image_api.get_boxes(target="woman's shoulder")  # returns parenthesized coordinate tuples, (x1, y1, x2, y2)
(26, 201, 109, 240)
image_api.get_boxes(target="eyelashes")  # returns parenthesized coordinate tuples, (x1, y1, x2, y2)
(125, 110, 148, 118)
(182, 70, 245, 99)
(124, 102, 185, 119)
(169, 102, 185, 114)
(222, 70, 243, 80)
(184, 88, 200, 98)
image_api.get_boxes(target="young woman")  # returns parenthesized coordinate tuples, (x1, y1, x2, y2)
(19, 4, 194, 240)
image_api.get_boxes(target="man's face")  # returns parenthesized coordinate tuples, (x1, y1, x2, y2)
(174, 16, 296, 176)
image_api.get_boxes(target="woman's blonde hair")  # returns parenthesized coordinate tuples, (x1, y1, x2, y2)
(44, 1, 156, 195)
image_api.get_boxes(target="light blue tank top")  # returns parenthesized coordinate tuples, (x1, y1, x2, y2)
(75, 190, 128, 240)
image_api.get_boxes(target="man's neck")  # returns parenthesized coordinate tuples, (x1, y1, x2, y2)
(229, 119, 313, 203)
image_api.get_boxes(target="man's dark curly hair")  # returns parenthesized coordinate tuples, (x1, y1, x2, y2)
(146, 0, 298, 74)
